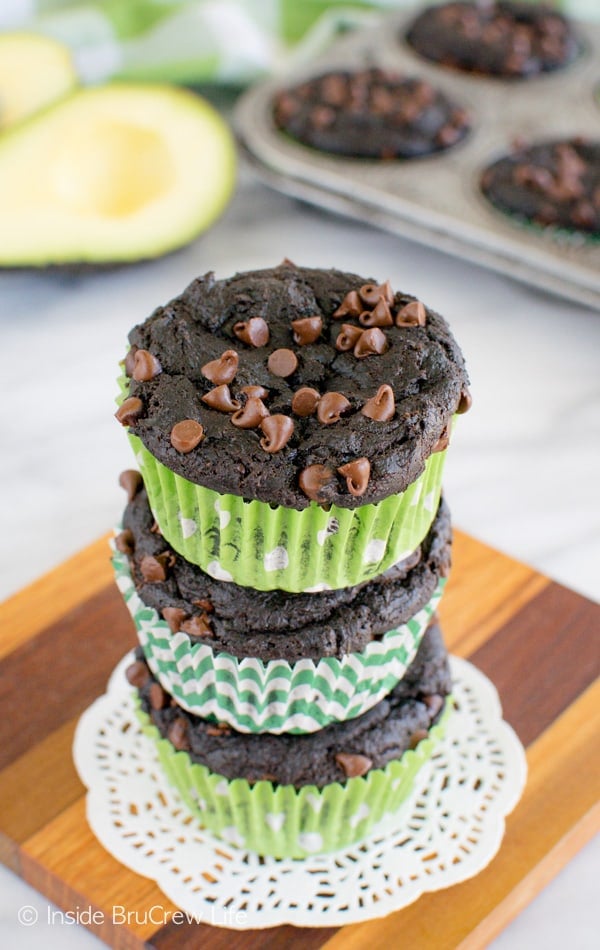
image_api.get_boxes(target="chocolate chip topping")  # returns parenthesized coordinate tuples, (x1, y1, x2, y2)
(361, 384, 395, 422)
(457, 387, 472, 414)
(423, 693, 444, 718)
(132, 349, 162, 382)
(335, 323, 364, 352)
(114, 529, 135, 555)
(125, 660, 150, 689)
(118, 469, 143, 501)
(241, 385, 269, 399)
(125, 265, 468, 509)
(124, 347, 138, 377)
(291, 387, 321, 417)
(267, 348, 298, 378)
(337, 457, 371, 496)
(161, 606, 188, 633)
(299, 464, 337, 502)
(181, 614, 213, 638)
(115, 397, 143, 426)
(409, 729, 429, 750)
(230, 396, 269, 429)
(201, 350, 239, 385)
(167, 718, 190, 751)
(233, 317, 270, 347)
(359, 298, 393, 327)
(140, 554, 169, 583)
(291, 315, 323, 345)
(149, 682, 168, 710)
(333, 290, 362, 318)
(335, 752, 373, 778)
(432, 419, 452, 453)
(396, 300, 426, 327)
(354, 327, 388, 358)
(359, 281, 394, 306)
(316, 391, 351, 425)
(201, 384, 241, 413)
(260, 414, 294, 453)
(170, 420, 204, 453)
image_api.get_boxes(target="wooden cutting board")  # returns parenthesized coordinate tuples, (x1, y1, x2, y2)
(0, 530, 599, 950)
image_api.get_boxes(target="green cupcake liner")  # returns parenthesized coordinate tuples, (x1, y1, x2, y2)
(126, 429, 447, 593)
(135, 699, 452, 858)
(113, 539, 445, 733)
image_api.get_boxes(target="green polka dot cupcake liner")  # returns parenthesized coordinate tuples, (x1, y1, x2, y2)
(135, 699, 452, 859)
(113, 541, 445, 734)
(125, 430, 447, 593)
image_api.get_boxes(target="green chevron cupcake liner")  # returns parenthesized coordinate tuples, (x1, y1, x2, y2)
(113, 541, 445, 734)
(135, 699, 452, 859)
(125, 430, 447, 593)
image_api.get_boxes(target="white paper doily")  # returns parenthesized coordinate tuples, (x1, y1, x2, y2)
(73, 653, 526, 930)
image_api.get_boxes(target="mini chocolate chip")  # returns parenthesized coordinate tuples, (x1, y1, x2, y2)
(317, 391, 351, 425)
(423, 694, 444, 718)
(267, 348, 298, 378)
(358, 280, 393, 306)
(149, 682, 168, 710)
(291, 315, 323, 345)
(124, 347, 138, 377)
(118, 469, 143, 501)
(192, 598, 214, 613)
(457, 388, 472, 414)
(260, 414, 294, 453)
(233, 317, 270, 347)
(168, 717, 190, 751)
(361, 384, 395, 422)
(292, 387, 320, 417)
(335, 752, 373, 778)
(170, 420, 204, 453)
(140, 554, 168, 583)
(181, 613, 213, 638)
(132, 349, 162, 382)
(409, 729, 429, 750)
(359, 298, 393, 327)
(396, 300, 426, 327)
(161, 606, 188, 633)
(201, 384, 241, 413)
(125, 660, 150, 689)
(338, 457, 371, 496)
(333, 290, 362, 318)
(201, 350, 239, 385)
(432, 419, 452, 453)
(335, 324, 363, 352)
(436, 124, 461, 147)
(206, 722, 232, 737)
(115, 397, 144, 426)
(231, 396, 269, 429)
(354, 327, 388, 358)
(240, 385, 269, 399)
(299, 464, 336, 503)
(114, 529, 135, 555)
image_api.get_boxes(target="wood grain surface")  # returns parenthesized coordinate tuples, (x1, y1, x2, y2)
(0, 530, 598, 949)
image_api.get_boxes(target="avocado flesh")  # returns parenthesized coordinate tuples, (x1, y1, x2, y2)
(0, 33, 77, 130)
(0, 83, 236, 266)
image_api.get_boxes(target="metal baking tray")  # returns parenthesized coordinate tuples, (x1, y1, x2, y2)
(234, 6, 600, 310)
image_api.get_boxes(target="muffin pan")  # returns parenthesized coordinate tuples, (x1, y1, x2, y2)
(234, 6, 600, 309)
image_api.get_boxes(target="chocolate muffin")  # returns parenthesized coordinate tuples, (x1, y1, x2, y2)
(116, 479, 452, 662)
(273, 67, 470, 158)
(481, 138, 600, 234)
(405, 2, 580, 79)
(132, 620, 451, 788)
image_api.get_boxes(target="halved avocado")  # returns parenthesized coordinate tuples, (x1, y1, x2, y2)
(0, 83, 236, 266)
(0, 32, 78, 130)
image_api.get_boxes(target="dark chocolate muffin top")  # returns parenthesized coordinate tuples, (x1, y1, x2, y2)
(405, 2, 579, 79)
(120, 263, 469, 509)
(481, 138, 600, 234)
(273, 67, 470, 159)
(116, 478, 452, 662)
(132, 621, 452, 788)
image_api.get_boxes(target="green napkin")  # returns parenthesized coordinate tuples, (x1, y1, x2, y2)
(0, 1, 595, 86)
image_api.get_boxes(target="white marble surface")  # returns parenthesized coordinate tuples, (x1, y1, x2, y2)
(0, 167, 598, 948)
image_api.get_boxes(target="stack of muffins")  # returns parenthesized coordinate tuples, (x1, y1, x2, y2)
(113, 261, 470, 858)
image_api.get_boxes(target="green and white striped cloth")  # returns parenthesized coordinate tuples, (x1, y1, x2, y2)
(1, 1, 595, 86)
